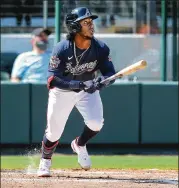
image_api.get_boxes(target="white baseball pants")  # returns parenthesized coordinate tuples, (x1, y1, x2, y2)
(45, 86, 104, 142)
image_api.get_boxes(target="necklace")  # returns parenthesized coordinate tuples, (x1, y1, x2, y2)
(73, 42, 90, 65)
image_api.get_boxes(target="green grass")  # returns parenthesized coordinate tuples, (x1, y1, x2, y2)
(1, 155, 178, 170)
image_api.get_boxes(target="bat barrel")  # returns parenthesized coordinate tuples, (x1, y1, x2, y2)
(140, 60, 147, 67)
(100, 60, 147, 84)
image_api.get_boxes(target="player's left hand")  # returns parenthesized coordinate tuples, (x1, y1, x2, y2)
(93, 76, 110, 90)
(83, 83, 98, 94)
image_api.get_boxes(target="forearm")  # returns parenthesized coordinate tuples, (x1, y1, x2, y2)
(100, 60, 115, 75)
(100, 61, 116, 85)
(47, 76, 85, 90)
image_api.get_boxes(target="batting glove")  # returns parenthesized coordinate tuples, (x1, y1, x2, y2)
(93, 76, 111, 90)
(83, 82, 97, 94)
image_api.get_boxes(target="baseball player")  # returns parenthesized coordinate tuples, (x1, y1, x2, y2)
(37, 7, 116, 177)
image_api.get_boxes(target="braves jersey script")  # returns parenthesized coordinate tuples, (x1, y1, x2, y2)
(48, 37, 115, 87)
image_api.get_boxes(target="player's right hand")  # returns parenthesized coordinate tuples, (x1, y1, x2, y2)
(83, 82, 97, 94)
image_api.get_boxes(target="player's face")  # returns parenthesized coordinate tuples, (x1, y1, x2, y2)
(79, 18, 94, 39)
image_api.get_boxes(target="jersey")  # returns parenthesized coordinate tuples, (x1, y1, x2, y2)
(11, 51, 51, 83)
(48, 37, 115, 90)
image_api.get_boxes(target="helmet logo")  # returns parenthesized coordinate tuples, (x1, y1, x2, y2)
(86, 9, 91, 16)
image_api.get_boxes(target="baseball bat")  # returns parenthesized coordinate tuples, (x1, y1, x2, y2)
(100, 60, 147, 84)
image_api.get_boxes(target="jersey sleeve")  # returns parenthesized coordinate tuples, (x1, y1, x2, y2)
(11, 54, 27, 79)
(48, 43, 66, 77)
(98, 44, 116, 77)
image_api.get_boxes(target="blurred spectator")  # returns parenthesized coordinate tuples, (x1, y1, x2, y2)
(11, 28, 52, 83)
(136, 1, 159, 34)
(90, 0, 115, 27)
(137, 24, 159, 34)
(14, 0, 35, 26)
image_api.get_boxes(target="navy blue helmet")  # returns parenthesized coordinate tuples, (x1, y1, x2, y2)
(65, 7, 98, 34)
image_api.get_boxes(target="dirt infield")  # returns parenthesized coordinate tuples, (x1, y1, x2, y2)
(1, 169, 178, 188)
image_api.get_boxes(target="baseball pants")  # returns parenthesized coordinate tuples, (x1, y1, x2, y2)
(45, 86, 104, 142)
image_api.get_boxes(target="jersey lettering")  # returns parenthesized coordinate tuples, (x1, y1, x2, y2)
(65, 60, 97, 75)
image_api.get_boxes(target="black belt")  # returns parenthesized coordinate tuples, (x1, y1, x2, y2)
(72, 89, 82, 93)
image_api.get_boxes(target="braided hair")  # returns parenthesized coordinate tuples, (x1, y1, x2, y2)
(66, 32, 75, 41)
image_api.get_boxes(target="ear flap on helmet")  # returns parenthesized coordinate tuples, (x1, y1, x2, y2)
(66, 13, 82, 34)
(65, 14, 78, 24)
(68, 22, 82, 34)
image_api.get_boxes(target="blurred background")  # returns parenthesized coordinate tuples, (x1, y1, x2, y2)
(0, 0, 178, 153)
(1, 0, 178, 81)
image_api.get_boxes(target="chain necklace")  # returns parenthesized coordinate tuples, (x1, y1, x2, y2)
(73, 41, 90, 66)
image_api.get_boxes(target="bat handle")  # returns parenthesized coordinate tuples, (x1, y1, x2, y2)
(100, 78, 111, 84)
(100, 74, 123, 84)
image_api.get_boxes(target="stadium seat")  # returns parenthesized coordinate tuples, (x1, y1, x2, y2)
(0, 71, 10, 81)
(0, 52, 19, 74)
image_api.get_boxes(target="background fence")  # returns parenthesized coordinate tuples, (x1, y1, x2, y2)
(1, 81, 178, 145)
(1, 0, 179, 34)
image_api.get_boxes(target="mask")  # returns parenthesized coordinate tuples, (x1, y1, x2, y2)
(35, 41, 48, 51)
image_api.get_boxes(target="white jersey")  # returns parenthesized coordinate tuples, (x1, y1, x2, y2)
(11, 51, 51, 83)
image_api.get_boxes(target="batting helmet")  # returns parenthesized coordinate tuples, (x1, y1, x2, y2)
(65, 7, 98, 34)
